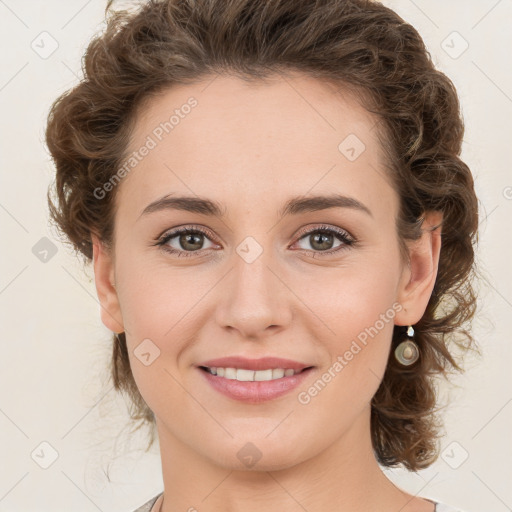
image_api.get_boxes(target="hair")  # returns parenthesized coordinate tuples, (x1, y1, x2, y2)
(45, 0, 480, 471)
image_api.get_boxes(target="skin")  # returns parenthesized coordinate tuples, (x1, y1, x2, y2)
(92, 72, 442, 512)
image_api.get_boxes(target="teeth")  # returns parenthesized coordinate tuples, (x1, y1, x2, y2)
(206, 367, 300, 381)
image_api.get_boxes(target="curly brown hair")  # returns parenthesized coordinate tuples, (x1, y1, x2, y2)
(45, 0, 480, 471)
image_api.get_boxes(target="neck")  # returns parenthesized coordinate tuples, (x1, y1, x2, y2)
(154, 407, 419, 512)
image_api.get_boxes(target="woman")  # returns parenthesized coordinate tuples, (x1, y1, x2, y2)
(45, 0, 479, 511)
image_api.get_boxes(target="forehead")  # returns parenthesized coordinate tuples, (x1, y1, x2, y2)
(116, 72, 396, 221)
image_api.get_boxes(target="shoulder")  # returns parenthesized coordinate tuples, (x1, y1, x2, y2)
(131, 492, 163, 512)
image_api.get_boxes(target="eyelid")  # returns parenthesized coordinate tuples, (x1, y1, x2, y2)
(157, 224, 217, 242)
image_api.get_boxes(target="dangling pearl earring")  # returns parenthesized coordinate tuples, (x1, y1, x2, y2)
(394, 325, 419, 366)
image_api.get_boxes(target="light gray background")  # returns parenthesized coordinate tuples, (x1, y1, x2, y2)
(0, 1, 511, 511)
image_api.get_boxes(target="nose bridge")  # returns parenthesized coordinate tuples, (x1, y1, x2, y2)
(215, 234, 291, 336)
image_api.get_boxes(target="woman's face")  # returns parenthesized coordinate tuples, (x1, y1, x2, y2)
(93, 72, 440, 471)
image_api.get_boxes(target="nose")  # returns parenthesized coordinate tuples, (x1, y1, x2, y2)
(214, 249, 292, 340)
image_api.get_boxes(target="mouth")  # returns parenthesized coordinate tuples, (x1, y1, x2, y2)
(197, 362, 316, 403)
(198, 365, 313, 382)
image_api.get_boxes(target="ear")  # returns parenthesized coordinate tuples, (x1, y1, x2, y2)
(394, 211, 443, 326)
(91, 233, 124, 333)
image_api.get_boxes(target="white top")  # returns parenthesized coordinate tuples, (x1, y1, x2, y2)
(131, 493, 468, 512)
(435, 503, 467, 512)
(435, 501, 464, 512)
(132, 493, 160, 512)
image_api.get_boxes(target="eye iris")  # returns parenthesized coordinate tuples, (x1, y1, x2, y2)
(181, 232, 203, 251)
(310, 231, 334, 251)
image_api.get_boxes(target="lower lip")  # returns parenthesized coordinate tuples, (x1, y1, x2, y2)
(198, 367, 314, 403)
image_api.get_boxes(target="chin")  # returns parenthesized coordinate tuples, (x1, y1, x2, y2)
(202, 437, 311, 473)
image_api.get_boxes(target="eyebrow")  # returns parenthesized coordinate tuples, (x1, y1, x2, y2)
(138, 193, 373, 220)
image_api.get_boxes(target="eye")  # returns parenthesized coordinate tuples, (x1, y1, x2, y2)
(154, 225, 218, 258)
(291, 224, 355, 257)
(153, 223, 356, 259)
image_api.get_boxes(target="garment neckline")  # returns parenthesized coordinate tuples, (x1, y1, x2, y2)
(149, 492, 163, 512)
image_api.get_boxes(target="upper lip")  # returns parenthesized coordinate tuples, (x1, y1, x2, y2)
(198, 356, 313, 372)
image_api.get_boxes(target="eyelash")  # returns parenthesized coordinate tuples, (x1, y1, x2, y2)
(153, 224, 356, 259)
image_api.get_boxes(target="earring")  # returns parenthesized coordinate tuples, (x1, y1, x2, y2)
(394, 325, 419, 366)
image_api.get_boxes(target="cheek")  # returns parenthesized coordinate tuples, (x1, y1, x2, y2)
(116, 253, 208, 339)
(114, 257, 219, 399)
(310, 257, 401, 336)
(298, 282, 397, 433)
(311, 257, 401, 390)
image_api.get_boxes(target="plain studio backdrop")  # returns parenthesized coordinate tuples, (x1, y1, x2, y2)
(0, 1, 511, 511)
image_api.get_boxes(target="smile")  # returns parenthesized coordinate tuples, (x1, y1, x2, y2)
(198, 366, 315, 403)
(200, 366, 308, 381)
